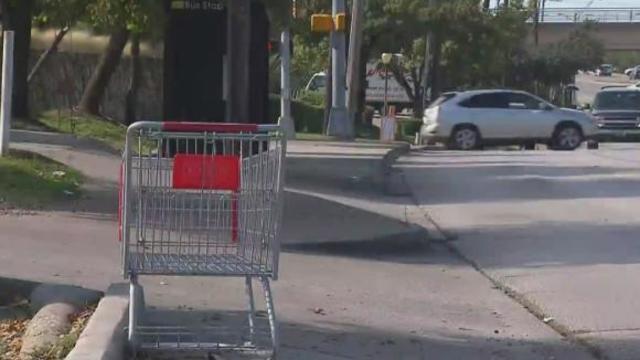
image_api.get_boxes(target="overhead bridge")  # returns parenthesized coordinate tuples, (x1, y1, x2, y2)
(515, 8, 640, 51)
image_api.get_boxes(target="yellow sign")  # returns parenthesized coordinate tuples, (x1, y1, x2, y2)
(311, 14, 334, 33)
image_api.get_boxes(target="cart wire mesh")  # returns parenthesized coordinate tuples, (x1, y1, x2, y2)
(121, 122, 285, 278)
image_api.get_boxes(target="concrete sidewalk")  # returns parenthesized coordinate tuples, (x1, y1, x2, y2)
(2, 130, 593, 359)
(398, 147, 640, 360)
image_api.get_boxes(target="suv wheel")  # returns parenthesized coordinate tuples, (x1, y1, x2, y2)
(450, 126, 480, 150)
(552, 125, 583, 150)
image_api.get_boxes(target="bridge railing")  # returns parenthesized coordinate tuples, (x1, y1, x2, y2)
(491, 8, 640, 24)
(539, 8, 640, 23)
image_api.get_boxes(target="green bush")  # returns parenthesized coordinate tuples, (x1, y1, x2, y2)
(269, 95, 325, 134)
(397, 118, 422, 140)
(295, 90, 325, 107)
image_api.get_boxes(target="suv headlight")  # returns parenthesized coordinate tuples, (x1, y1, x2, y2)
(592, 115, 605, 127)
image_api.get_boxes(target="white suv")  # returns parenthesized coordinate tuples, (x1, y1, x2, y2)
(420, 90, 596, 150)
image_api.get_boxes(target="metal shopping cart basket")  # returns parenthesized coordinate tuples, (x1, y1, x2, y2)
(120, 122, 286, 358)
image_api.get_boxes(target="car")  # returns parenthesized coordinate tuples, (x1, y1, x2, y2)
(420, 89, 596, 150)
(626, 66, 640, 80)
(591, 87, 640, 141)
(596, 64, 614, 77)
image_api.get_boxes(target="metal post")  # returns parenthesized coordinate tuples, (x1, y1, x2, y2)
(279, 29, 296, 139)
(383, 65, 389, 117)
(0, 31, 14, 156)
(326, 0, 349, 138)
(346, 0, 363, 129)
(422, 0, 435, 109)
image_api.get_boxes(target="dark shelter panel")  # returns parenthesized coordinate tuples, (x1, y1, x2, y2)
(163, 0, 271, 125)
(162, 0, 272, 156)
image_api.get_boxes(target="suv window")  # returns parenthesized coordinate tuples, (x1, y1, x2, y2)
(428, 93, 457, 109)
(594, 91, 640, 110)
(460, 93, 508, 108)
(507, 93, 544, 110)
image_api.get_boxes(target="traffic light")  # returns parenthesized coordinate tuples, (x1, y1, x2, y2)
(334, 13, 347, 31)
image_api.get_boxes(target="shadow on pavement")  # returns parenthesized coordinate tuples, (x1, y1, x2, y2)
(281, 191, 417, 245)
(282, 229, 430, 264)
(137, 309, 587, 360)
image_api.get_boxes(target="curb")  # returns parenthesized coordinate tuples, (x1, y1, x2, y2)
(282, 226, 429, 257)
(65, 284, 129, 360)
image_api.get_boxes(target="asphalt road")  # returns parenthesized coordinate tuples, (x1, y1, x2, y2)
(400, 143, 640, 359)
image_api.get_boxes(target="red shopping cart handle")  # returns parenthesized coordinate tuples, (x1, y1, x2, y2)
(162, 122, 259, 133)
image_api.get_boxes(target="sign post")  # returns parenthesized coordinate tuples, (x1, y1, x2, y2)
(0, 31, 15, 157)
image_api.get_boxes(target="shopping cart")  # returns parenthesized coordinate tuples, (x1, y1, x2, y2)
(120, 121, 286, 358)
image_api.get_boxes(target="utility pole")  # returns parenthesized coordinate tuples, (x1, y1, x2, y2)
(423, 0, 442, 103)
(226, 0, 251, 123)
(326, 0, 349, 138)
(346, 0, 364, 130)
(422, 0, 435, 108)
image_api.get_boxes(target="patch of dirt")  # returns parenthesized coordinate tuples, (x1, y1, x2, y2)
(0, 318, 29, 359)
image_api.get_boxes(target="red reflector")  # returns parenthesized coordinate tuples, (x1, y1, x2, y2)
(172, 154, 240, 191)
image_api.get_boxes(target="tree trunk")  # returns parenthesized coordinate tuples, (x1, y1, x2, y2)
(430, 33, 442, 101)
(482, 0, 490, 10)
(389, 63, 415, 104)
(124, 34, 141, 125)
(2, 0, 34, 119)
(78, 27, 130, 115)
(412, 65, 424, 118)
(28, 26, 69, 83)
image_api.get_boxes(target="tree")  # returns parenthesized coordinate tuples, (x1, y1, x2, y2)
(289, 0, 330, 89)
(522, 22, 604, 101)
(78, 0, 157, 116)
(2, 0, 35, 119)
(30, 0, 90, 82)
